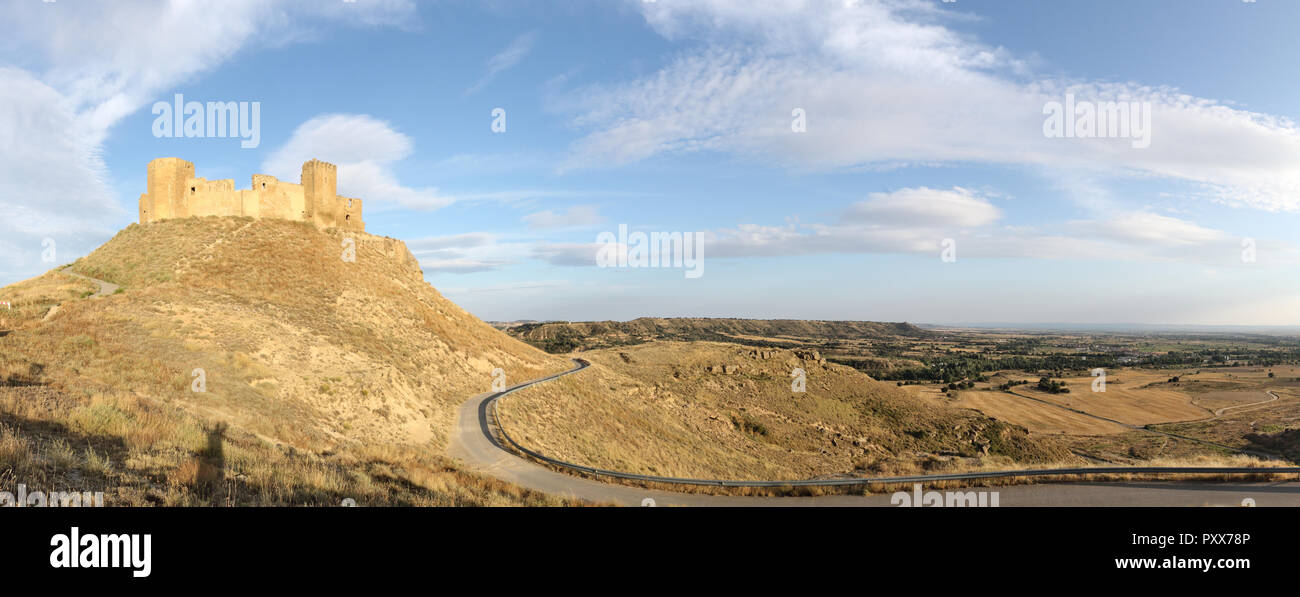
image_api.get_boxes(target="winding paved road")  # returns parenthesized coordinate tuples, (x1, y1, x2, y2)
(446, 361, 1300, 506)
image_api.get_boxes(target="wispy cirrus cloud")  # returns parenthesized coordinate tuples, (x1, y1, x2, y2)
(465, 31, 538, 96)
(531, 241, 602, 267)
(557, 0, 1300, 212)
(522, 205, 603, 229)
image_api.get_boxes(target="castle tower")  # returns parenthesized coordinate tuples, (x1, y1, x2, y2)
(339, 195, 364, 231)
(301, 159, 336, 225)
(143, 157, 195, 222)
(137, 157, 362, 231)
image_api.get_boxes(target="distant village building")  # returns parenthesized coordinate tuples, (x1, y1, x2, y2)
(138, 158, 363, 231)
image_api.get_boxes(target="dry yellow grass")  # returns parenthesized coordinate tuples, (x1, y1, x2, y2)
(498, 341, 1075, 481)
(0, 217, 575, 506)
(903, 364, 1300, 465)
(939, 390, 1128, 435)
(1193, 390, 1269, 412)
(917, 367, 1287, 436)
(1017, 369, 1209, 426)
(0, 271, 97, 334)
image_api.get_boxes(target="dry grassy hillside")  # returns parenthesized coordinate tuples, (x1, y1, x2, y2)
(506, 317, 928, 353)
(0, 216, 572, 505)
(497, 341, 1075, 481)
(0, 272, 97, 341)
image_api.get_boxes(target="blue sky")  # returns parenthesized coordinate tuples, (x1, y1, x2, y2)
(3, 0, 1300, 325)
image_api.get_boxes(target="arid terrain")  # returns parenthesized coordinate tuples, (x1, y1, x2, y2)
(498, 341, 1072, 480)
(500, 320, 1300, 480)
(494, 318, 929, 354)
(3, 217, 1295, 507)
(0, 217, 573, 505)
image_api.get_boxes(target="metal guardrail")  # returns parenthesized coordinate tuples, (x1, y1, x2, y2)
(489, 359, 1300, 488)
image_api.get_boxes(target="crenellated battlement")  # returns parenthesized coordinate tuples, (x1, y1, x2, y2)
(138, 158, 363, 231)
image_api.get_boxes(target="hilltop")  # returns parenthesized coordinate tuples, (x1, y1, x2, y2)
(0, 216, 572, 505)
(503, 317, 929, 353)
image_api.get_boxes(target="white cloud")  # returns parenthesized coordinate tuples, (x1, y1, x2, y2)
(465, 31, 538, 96)
(532, 207, 1295, 267)
(262, 116, 615, 211)
(408, 232, 532, 273)
(419, 255, 513, 274)
(557, 0, 1300, 212)
(1074, 211, 1229, 248)
(522, 205, 603, 229)
(844, 187, 1001, 228)
(407, 233, 495, 252)
(532, 242, 602, 267)
(262, 114, 454, 210)
(0, 0, 416, 281)
(439, 280, 564, 295)
(0, 67, 122, 277)
(701, 210, 1265, 264)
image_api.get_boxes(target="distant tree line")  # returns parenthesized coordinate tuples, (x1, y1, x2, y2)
(857, 347, 1300, 383)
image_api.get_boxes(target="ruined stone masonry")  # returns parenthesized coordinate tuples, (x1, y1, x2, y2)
(138, 158, 363, 231)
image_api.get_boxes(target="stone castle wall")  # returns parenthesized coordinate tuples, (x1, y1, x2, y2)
(138, 158, 363, 231)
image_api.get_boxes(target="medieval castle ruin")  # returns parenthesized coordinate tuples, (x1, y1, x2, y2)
(138, 158, 363, 231)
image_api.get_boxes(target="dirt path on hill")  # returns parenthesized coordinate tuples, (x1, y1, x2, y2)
(59, 267, 119, 297)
